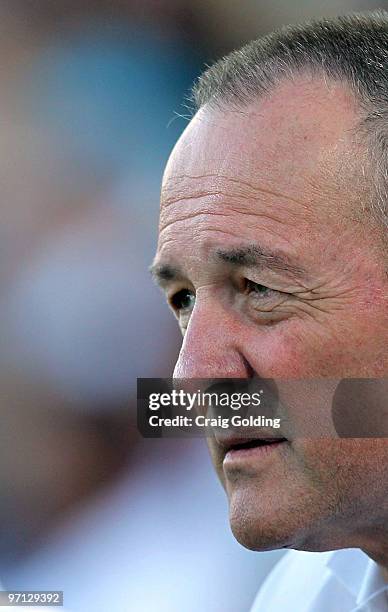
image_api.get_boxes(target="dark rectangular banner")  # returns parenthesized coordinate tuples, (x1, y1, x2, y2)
(137, 378, 388, 439)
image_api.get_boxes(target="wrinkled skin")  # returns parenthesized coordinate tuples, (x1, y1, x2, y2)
(153, 77, 388, 572)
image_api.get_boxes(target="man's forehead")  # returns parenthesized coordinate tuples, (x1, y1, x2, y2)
(162, 76, 362, 203)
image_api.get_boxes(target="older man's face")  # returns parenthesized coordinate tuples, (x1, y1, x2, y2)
(153, 78, 388, 554)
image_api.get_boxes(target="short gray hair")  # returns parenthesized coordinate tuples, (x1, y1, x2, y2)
(191, 11, 388, 233)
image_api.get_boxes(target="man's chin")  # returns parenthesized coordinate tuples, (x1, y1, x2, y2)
(227, 487, 317, 553)
(229, 511, 292, 552)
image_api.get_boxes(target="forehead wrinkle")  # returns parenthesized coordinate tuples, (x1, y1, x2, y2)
(159, 224, 252, 252)
(163, 172, 312, 213)
(161, 189, 226, 209)
(158, 200, 297, 241)
(161, 174, 316, 230)
(159, 208, 241, 236)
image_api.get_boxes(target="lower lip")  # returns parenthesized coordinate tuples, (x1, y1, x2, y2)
(223, 441, 287, 465)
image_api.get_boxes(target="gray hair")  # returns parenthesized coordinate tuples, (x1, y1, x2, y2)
(191, 11, 388, 233)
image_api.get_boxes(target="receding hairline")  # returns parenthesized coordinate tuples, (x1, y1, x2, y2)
(191, 11, 388, 112)
(188, 10, 388, 249)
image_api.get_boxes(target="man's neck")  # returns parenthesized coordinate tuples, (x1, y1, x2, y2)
(361, 537, 388, 583)
(379, 564, 388, 583)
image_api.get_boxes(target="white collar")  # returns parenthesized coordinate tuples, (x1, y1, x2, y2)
(326, 549, 388, 609)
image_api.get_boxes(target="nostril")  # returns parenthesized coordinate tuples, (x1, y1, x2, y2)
(242, 355, 256, 378)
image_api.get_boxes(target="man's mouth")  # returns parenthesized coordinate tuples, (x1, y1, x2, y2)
(219, 436, 288, 465)
(228, 438, 286, 451)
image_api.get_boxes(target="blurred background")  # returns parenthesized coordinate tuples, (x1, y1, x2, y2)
(0, 1, 383, 611)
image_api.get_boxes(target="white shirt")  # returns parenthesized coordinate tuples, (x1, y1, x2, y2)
(251, 548, 388, 612)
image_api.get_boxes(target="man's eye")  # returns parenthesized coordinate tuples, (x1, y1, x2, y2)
(244, 279, 272, 297)
(170, 289, 195, 311)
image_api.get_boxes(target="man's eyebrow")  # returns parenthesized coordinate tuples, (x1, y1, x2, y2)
(149, 263, 184, 286)
(150, 245, 308, 286)
(214, 245, 308, 278)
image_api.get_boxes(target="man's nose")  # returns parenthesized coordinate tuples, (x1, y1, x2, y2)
(173, 298, 251, 379)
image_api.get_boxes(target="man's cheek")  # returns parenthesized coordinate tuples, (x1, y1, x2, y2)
(250, 319, 369, 377)
(289, 440, 349, 495)
(245, 324, 331, 377)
